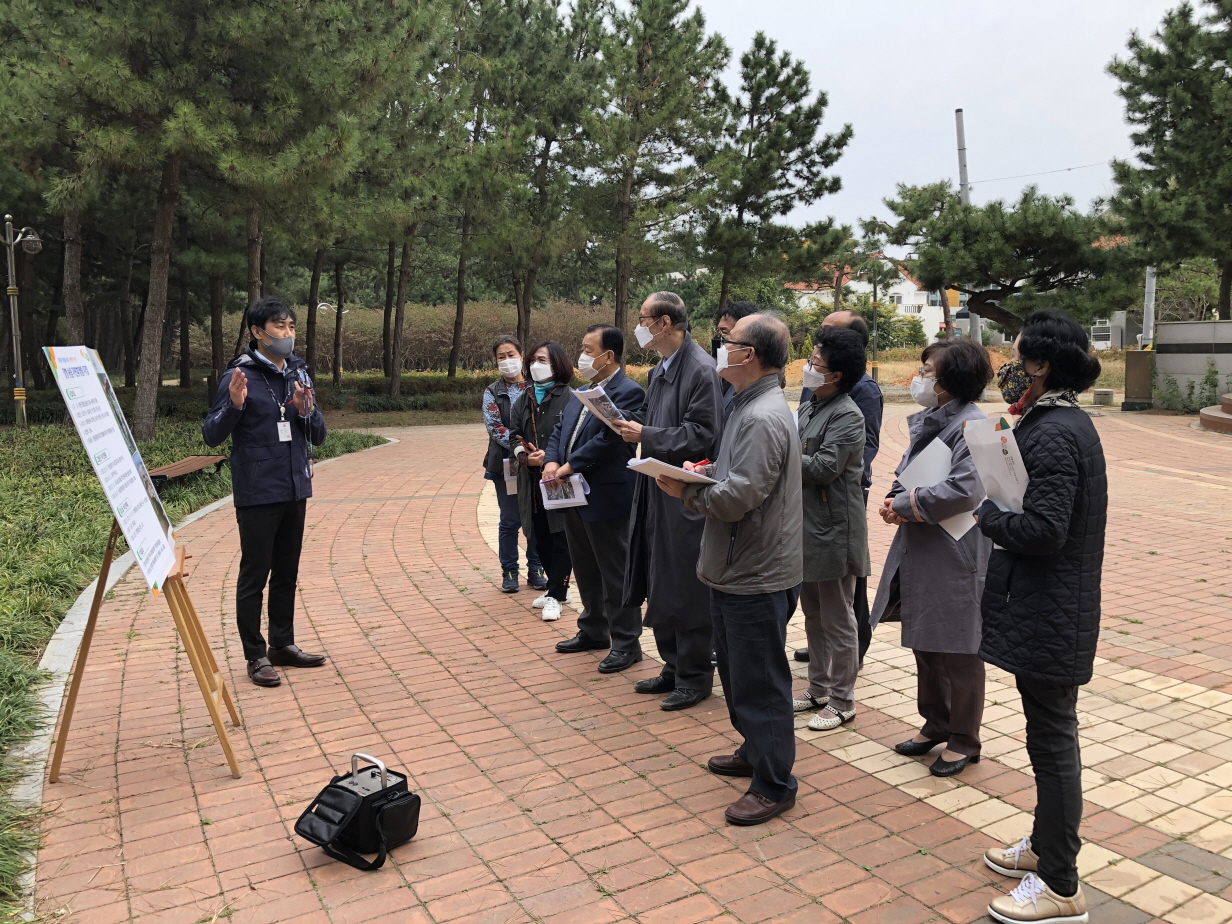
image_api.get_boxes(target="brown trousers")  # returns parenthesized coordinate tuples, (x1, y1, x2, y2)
(914, 650, 985, 757)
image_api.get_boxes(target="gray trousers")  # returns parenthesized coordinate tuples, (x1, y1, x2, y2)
(915, 650, 985, 757)
(802, 576, 858, 712)
(562, 510, 643, 653)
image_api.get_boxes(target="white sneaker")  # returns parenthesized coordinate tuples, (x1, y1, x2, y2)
(532, 592, 567, 609)
(541, 598, 562, 621)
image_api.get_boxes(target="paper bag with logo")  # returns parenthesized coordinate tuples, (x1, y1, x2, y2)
(962, 417, 1028, 514)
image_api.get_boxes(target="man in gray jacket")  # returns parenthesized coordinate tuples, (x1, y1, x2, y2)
(656, 313, 803, 826)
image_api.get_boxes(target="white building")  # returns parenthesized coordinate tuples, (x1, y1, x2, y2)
(785, 259, 966, 341)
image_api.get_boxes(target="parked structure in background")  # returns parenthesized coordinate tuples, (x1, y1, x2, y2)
(1090, 312, 1140, 350)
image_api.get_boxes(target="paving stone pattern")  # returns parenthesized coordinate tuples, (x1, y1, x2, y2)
(31, 408, 1232, 923)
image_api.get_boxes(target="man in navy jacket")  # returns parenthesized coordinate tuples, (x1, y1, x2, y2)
(203, 297, 328, 688)
(543, 324, 646, 673)
(797, 310, 883, 665)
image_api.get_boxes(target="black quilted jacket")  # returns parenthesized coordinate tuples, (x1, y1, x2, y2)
(975, 403, 1107, 685)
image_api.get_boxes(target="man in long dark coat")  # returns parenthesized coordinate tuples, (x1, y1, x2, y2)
(615, 292, 723, 710)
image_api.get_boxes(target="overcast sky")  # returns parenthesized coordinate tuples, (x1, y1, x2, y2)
(693, 0, 1178, 234)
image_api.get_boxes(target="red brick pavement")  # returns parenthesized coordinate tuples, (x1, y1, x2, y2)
(35, 409, 1232, 923)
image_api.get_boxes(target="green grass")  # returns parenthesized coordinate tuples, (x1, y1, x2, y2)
(0, 420, 384, 918)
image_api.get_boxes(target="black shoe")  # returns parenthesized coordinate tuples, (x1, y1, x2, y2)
(555, 633, 610, 654)
(661, 688, 710, 711)
(894, 738, 945, 757)
(527, 568, 548, 590)
(597, 649, 642, 673)
(501, 569, 519, 593)
(930, 753, 979, 777)
(267, 645, 327, 667)
(247, 657, 281, 687)
(793, 648, 809, 662)
(634, 674, 675, 694)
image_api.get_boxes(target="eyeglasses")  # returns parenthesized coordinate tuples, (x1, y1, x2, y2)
(719, 338, 753, 350)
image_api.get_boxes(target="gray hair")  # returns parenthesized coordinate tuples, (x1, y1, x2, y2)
(645, 291, 688, 331)
(744, 313, 790, 370)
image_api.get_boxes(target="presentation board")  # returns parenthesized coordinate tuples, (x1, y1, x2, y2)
(44, 346, 176, 592)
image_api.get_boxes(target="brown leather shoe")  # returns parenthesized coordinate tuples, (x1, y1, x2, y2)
(268, 644, 327, 668)
(724, 789, 796, 826)
(707, 753, 755, 777)
(247, 657, 281, 687)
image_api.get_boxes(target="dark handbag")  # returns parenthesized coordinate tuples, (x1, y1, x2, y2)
(294, 753, 421, 870)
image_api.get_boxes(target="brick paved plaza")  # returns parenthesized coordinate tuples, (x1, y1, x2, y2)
(30, 405, 1232, 924)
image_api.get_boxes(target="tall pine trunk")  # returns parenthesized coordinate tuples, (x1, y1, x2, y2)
(1220, 262, 1232, 321)
(63, 210, 85, 345)
(209, 274, 224, 399)
(382, 241, 396, 377)
(389, 234, 415, 397)
(120, 242, 136, 387)
(178, 215, 191, 388)
(448, 212, 471, 378)
(235, 208, 262, 354)
(131, 154, 181, 441)
(938, 288, 953, 339)
(333, 260, 345, 388)
(717, 258, 733, 315)
(306, 247, 325, 376)
(614, 164, 635, 334)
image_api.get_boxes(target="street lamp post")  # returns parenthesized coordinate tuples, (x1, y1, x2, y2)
(3, 215, 43, 428)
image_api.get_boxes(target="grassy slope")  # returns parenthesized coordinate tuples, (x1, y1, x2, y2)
(0, 422, 384, 918)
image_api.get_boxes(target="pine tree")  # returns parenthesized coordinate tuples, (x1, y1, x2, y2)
(698, 33, 851, 312)
(1108, 3, 1232, 317)
(595, 0, 729, 332)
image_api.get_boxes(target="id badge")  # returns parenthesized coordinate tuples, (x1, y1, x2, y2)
(277, 421, 292, 442)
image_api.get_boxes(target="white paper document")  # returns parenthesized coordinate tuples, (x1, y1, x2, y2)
(539, 473, 590, 509)
(627, 457, 717, 485)
(572, 384, 626, 433)
(44, 346, 177, 591)
(962, 417, 1029, 514)
(895, 438, 975, 541)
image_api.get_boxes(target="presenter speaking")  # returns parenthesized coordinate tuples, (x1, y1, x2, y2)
(203, 296, 328, 688)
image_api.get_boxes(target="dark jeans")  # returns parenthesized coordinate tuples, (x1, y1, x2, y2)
(915, 651, 985, 757)
(562, 510, 642, 653)
(711, 585, 801, 804)
(855, 575, 871, 664)
(652, 624, 713, 694)
(493, 476, 541, 573)
(235, 500, 306, 661)
(1018, 675, 1082, 897)
(530, 500, 571, 601)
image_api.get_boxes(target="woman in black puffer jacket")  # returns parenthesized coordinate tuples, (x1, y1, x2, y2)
(976, 309, 1107, 924)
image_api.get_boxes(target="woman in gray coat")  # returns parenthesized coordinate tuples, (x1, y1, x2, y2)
(794, 327, 871, 732)
(871, 339, 993, 776)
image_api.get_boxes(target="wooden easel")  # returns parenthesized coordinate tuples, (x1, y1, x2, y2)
(48, 521, 243, 782)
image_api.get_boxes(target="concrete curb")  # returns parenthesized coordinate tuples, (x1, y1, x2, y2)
(12, 434, 397, 920)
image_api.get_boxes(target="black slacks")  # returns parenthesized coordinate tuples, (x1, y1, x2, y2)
(1018, 675, 1083, 898)
(711, 585, 801, 804)
(235, 499, 306, 661)
(652, 624, 713, 694)
(530, 499, 572, 601)
(855, 575, 872, 664)
(914, 650, 985, 757)
(562, 509, 642, 652)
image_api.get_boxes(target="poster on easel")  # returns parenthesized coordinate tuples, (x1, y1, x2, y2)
(43, 346, 177, 592)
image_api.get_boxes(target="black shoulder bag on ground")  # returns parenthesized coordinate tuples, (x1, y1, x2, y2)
(294, 753, 421, 870)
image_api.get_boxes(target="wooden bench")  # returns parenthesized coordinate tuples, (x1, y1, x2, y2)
(148, 455, 228, 490)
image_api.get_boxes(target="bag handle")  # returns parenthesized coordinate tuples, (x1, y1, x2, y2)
(351, 752, 388, 790)
(322, 798, 402, 871)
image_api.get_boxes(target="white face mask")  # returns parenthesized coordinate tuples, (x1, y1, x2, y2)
(529, 361, 554, 383)
(801, 364, 829, 391)
(497, 357, 522, 378)
(577, 352, 597, 380)
(716, 344, 746, 373)
(911, 375, 940, 408)
(634, 322, 656, 349)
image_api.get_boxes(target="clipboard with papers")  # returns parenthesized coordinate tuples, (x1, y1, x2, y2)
(627, 457, 717, 485)
(895, 438, 976, 541)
